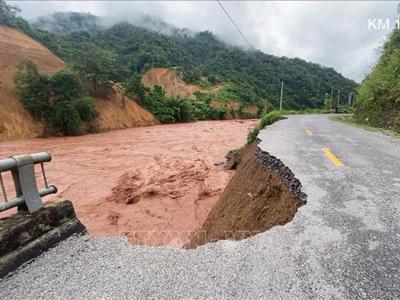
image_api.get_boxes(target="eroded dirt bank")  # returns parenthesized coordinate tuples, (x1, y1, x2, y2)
(186, 142, 307, 249)
(142, 67, 223, 99)
(0, 25, 157, 141)
(0, 120, 256, 246)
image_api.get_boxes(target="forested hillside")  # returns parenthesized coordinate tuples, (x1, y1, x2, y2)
(355, 29, 400, 131)
(0, 2, 157, 140)
(1, 6, 357, 111)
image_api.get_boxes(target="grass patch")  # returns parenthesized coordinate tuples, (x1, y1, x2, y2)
(281, 108, 330, 115)
(331, 115, 400, 139)
(247, 111, 283, 145)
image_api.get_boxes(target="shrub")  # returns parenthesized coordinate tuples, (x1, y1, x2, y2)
(123, 73, 148, 104)
(304, 108, 329, 114)
(281, 109, 299, 115)
(247, 111, 283, 145)
(209, 106, 228, 120)
(14, 60, 50, 118)
(168, 97, 196, 122)
(48, 100, 81, 135)
(48, 68, 83, 99)
(73, 97, 98, 121)
(247, 127, 260, 145)
(355, 28, 400, 131)
(144, 86, 174, 123)
(192, 101, 209, 120)
(281, 108, 329, 115)
(340, 105, 355, 114)
(14, 61, 98, 135)
(143, 86, 229, 123)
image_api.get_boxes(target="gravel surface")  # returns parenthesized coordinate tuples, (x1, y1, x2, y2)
(1, 115, 399, 299)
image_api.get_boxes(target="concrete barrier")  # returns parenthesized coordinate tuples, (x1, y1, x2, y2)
(0, 200, 86, 278)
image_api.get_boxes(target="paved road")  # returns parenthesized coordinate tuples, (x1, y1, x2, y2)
(1, 115, 399, 299)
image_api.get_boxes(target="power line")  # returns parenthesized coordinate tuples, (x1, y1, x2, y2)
(216, 0, 252, 48)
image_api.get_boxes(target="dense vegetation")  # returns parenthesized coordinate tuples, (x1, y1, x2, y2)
(355, 28, 400, 131)
(0, 4, 357, 110)
(14, 61, 98, 135)
(73, 23, 357, 110)
(1, 2, 361, 131)
(247, 111, 283, 145)
(71, 42, 120, 96)
(124, 78, 228, 122)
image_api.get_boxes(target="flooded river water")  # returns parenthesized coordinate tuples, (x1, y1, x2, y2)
(0, 120, 255, 246)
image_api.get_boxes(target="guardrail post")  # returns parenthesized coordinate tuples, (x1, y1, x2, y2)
(0, 152, 57, 213)
(10, 155, 44, 213)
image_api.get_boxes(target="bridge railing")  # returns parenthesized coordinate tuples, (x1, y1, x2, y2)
(0, 152, 57, 213)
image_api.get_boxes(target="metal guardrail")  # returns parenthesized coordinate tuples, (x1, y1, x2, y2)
(0, 152, 57, 213)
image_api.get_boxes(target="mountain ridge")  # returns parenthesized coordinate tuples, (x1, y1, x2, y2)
(28, 12, 358, 110)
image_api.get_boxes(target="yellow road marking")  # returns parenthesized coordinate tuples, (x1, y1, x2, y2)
(306, 129, 313, 136)
(322, 147, 344, 167)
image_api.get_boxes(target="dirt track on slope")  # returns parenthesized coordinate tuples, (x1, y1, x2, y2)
(0, 120, 256, 246)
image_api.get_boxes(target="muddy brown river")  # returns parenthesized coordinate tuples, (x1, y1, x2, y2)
(0, 120, 255, 246)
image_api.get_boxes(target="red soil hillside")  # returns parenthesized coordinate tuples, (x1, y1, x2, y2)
(94, 86, 157, 131)
(0, 26, 157, 141)
(142, 67, 259, 118)
(142, 67, 223, 99)
(0, 25, 63, 141)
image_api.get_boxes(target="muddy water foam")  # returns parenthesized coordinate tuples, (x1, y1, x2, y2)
(0, 120, 255, 246)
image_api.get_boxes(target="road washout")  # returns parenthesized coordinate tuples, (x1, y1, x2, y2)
(0, 120, 256, 246)
(186, 141, 307, 248)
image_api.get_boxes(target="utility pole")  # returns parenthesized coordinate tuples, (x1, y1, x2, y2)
(337, 88, 341, 105)
(318, 80, 321, 100)
(279, 80, 284, 112)
(348, 92, 353, 106)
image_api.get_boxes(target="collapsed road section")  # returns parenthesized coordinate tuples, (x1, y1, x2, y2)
(186, 141, 307, 248)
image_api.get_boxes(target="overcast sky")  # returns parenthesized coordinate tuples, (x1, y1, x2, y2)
(9, 1, 400, 82)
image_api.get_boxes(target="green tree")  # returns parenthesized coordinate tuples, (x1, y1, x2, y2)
(182, 66, 202, 83)
(168, 97, 195, 122)
(48, 68, 83, 99)
(14, 60, 50, 118)
(72, 43, 119, 96)
(144, 86, 175, 123)
(49, 99, 81, 135)
(143, 86, 198, 122)
(123, 73, 148, 103)
(0, 0, 20, 21)
(72, 97, 98, 121)
(14, 61, 98, 135)
(47, 69, 98, 134)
